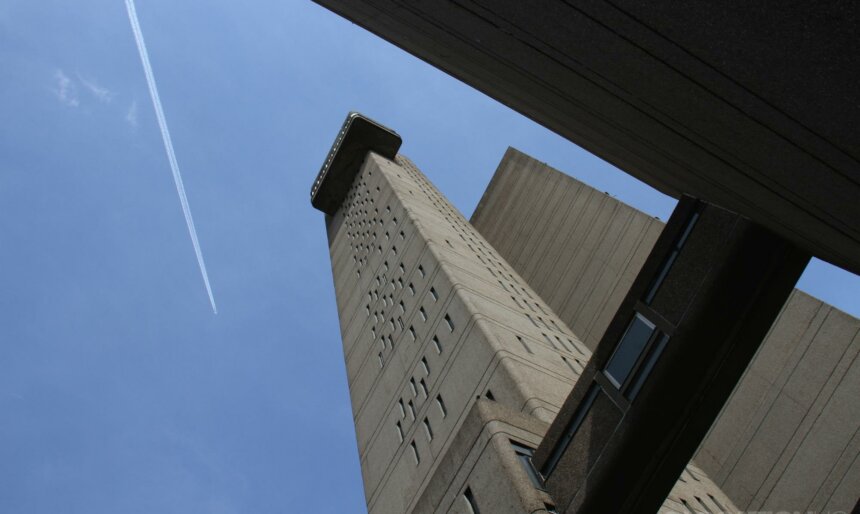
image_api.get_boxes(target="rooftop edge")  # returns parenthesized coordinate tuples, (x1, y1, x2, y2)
(310, 112, 402, 215)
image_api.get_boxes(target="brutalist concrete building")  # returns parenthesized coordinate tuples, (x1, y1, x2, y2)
(310, 113, 858, 513)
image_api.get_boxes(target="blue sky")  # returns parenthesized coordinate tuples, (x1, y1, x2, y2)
(0, 1, 857, 513)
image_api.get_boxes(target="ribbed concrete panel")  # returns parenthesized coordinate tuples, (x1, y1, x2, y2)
(472, 148, 664, 352)
(470, 148, 860, 512)
(323, 150, 597, 513)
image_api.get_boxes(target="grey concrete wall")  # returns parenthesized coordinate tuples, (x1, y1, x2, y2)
(326, 151, 595, 513)
(471, 147, 664, 352)
(471, 147, 860, 513)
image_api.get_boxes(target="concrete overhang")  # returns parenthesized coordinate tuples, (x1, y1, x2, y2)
(310, 112, 402, 215)
(311, 1, 860, 275)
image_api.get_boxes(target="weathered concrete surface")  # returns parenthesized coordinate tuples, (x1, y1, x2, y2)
(324, 150, 593, 513)
(313, 0, 860, 276)
(471, 148, 860, 512)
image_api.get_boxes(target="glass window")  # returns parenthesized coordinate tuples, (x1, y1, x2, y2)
(626, 332, 669, 401)
(542, 384, 600, 478)
(511, 442, 543, 489)
(410, 441, 420, 464)
(463, 487, 479, 514)
(435, 395, 446, 417)
(604, 313, 656, 389)
(423, 418, 433, 441)
(444, 314, 454, 332)
(644, 210, 699, 304)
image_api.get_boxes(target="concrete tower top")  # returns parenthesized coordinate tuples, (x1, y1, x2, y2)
(310, 112, 402, 215)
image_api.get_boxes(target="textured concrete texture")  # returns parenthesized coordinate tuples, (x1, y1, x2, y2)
(312, 0, 860, 276)
(324, 150, 593, 513)
(318, 144, 733, 513)
(471, 148, 860, 513)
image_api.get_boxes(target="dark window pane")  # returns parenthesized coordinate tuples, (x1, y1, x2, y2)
(605, 314, 655, 388)
(625, 333, 669, 400)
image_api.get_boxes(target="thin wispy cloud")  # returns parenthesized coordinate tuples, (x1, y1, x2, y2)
(126, 100, 138, 127)
(124, 0, 217, 314)
(78, 74, 115, 103)
(53, 69, 79, 107)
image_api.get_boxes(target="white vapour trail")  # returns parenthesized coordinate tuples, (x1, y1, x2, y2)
(125, 0, 217, 314)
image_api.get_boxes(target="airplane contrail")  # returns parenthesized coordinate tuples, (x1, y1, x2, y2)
(124, 0, 217, 314)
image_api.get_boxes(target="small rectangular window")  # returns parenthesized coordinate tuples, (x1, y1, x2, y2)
(418, 265, 425, 278)
(511, 442, 544, 489)
(444, 314, 454, 332)
(695, 497, 714, 514)
(645, 210, 700, 304)
(463, 487, 479, 514)
(605, 313, 661, 396)
(516, 335, 533, 354)
(423, 418, 433, 441)
(399, 301, 405, 314)
(409, 326, 416, 341)
(435, 396, 447, 419)
(420, 357, 429, 375)
(397, 317, 404, 330)
(708, 494, 727, 513)
(408, 283, 415, 295)
(408, 400, 415, 419)
(395, 421, 403, 442)
(398, 399, 405, 418)
(432, 335, 442, 354)
(419, 307, 427, 321)
(429, 287, 438, 302)
(409, 378, 418, 397)
(542, 384, 600, 478)
(561, 355, 579, 375)
(419, 378, 428, 397)
(377, 352, 384, 368)
(410, 440, 420, 464)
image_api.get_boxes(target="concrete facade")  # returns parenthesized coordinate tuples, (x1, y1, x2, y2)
(471, 148, 860, 513)
(324, 150, 589, 513)
(314, 118, 737, 513)
(312, 0, 860, 275)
